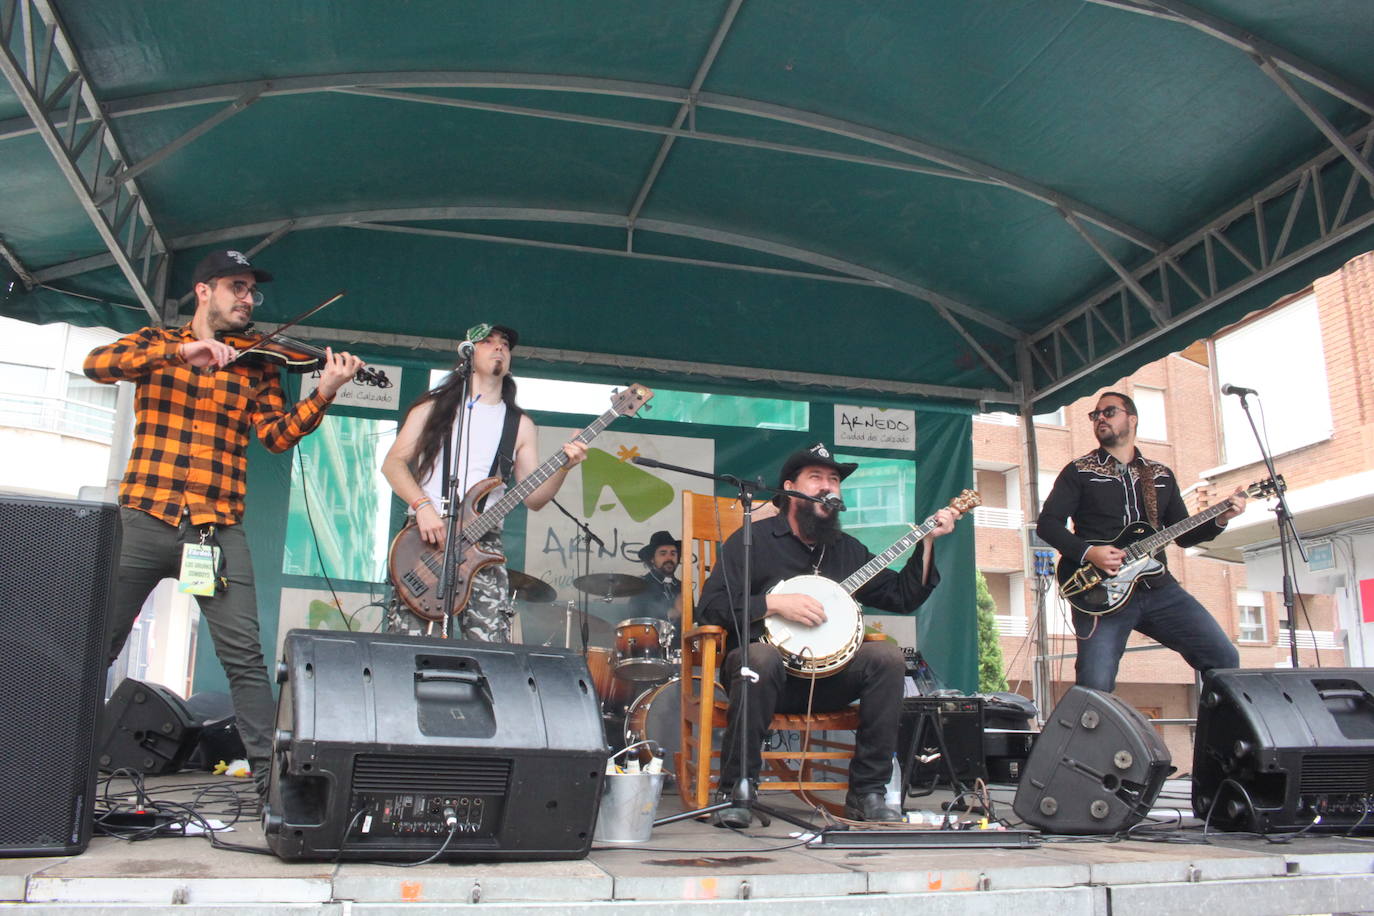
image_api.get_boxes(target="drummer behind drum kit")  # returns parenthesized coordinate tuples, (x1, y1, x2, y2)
(503, 570, 686, 759)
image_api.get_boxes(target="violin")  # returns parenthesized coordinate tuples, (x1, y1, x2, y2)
(218, 331, 392, 389)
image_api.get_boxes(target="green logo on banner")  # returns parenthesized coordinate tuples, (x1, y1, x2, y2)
(580, 446, 675, 521)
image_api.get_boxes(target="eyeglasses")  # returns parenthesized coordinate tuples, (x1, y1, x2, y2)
(1087, 406, 1128, 421)
(224, 279, 263, 307)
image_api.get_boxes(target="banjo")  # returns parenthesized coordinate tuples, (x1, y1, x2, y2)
(763, 490, 981, 677)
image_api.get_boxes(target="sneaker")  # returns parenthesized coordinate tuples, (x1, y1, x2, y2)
(843, 790, 902, 822)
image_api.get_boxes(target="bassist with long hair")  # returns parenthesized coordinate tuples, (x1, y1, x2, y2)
(381, 323, 586, 640)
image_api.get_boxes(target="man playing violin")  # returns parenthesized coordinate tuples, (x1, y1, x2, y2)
(696, 443, 960, 826)
(381, 322, 586, 641)
(84, 248, 363, 801)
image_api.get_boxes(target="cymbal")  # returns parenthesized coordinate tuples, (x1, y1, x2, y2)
(507, 569, 556, 604)
(516, 603, 614, 648)
(572, 573, 646, 598)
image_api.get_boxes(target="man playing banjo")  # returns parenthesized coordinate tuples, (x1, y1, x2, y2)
(696, 443, 961, 826)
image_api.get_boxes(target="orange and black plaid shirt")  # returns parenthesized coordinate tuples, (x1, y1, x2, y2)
(84, 325, 332, 526)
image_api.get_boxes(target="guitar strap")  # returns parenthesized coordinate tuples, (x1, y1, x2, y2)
(1137, 456, 1160, 529)
(439, 405, 521, 514)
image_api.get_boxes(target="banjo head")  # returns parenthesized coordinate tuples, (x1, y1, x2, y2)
(764, 575, 864, 677)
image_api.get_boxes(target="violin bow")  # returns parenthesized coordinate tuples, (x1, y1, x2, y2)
(227, 291, 347, 363)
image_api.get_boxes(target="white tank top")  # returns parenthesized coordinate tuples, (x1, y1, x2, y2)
(418, 399, 510, 514)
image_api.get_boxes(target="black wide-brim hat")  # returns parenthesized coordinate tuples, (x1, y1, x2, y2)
(777, 442, 859, 488)
(637, 530, 681, 563)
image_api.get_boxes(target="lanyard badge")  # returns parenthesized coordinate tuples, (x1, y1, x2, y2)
(179, 526, 221, 596)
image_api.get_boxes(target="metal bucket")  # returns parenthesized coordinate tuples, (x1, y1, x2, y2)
(593, 771, 665, 844)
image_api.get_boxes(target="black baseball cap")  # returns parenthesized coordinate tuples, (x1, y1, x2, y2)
(190, 249, 274, 287)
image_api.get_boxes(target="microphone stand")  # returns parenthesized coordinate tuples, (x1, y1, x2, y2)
(434, 350, 475, 639)
(1233, 390, 1307, 668)
(549, 497, 606, 653)
(633, 456, 826, 835)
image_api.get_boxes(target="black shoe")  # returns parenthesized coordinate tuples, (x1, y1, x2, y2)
(710, 793, 753, 829)
(844, 790, 902, 823)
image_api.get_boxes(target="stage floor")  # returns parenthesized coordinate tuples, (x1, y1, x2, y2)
(2, 774, 1372, 914)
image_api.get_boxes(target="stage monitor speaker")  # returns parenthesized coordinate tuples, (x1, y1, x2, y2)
(0, 494, 119, 856)
(897, 696, 987, 792)
(96, 679, 202, 775)
(1013, 686, 1172, 835)
(1192, 668, 1374, 834)
(264, 630, 607, 862)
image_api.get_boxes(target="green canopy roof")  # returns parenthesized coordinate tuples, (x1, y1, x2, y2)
(3, 0, 1372, 410)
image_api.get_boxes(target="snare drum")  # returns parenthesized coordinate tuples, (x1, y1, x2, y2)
(613, 617, 674, 680)
(624, 675, 725, 767)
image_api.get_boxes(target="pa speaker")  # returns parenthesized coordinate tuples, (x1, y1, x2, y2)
(1192, 668, 1374, 834)
(96, 679, 202, 775)
(1013, 686, 1172, 834)
(264, 630, 607, 861)
(0, 494, 119, 855)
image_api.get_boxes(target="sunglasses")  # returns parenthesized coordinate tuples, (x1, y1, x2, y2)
(1087, 406, 1129, 421)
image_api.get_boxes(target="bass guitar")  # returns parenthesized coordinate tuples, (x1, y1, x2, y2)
(388, 383, 654, 621)
(1056, 475, 1284, 616)
(763, 489, 981, 677)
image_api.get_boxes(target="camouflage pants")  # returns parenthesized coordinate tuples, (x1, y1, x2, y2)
(385, 531, 513, 642)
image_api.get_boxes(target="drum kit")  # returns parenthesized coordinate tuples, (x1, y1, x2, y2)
(505, 569, 684, 759)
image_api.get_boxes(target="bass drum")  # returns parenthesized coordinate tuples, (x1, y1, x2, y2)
(624, 676, 724, 768)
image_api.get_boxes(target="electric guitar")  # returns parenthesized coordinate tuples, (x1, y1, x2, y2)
(1056, 475, 1284, 616)
(764, 489, 981, 677)
(387, 383, 654, 621)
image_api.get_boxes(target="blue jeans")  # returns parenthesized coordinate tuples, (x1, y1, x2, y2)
(1073, 579, 1238, 692)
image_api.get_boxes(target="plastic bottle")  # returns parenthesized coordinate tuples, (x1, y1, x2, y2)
(884, 754, 903, 807)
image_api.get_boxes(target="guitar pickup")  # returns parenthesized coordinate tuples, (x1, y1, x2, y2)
(402, 571, 429, 595)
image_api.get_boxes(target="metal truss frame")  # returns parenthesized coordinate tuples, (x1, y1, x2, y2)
(1023, 121, 1374, 401)
(0, 0, 169, 322)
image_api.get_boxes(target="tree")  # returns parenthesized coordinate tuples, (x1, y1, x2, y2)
(976, 570, 1008, 693)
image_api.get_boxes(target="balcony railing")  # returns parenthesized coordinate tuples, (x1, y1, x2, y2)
(973, 505, 1024, 529)
(1276, 628, 1341, 650)
(995, 615, 1028, 636)
(0, 392, 115, 443)
(974, 412, 1019, 426)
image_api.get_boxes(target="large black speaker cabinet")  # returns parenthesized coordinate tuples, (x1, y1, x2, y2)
(1192, 668, 1374, 834)
(96, 679, 202, 775)
(1013, 686, 1172, 834)
(264, 630, 607, 862)
(0, 494, 119, 856)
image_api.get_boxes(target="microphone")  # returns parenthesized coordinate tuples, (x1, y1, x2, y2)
(819, 493, 846, 512)
(631, 456, 665, 469)
(1220, 383, 1257, 397)
(456, 339, 475, 360)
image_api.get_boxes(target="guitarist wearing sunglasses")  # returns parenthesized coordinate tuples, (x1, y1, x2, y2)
(1036, 391, 1246, 692)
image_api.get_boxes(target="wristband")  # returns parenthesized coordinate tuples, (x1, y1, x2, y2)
(410, 496, 433, 512)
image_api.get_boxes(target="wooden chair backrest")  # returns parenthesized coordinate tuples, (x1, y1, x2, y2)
(680, 490, 776, 638)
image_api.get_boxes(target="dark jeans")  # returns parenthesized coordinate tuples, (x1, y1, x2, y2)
(108, 509, 276, 786)
(1073, 579, 1239, 692)
(717, 639, 906, 796)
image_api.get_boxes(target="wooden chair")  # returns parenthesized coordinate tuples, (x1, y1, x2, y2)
(676, 490, 866, 816)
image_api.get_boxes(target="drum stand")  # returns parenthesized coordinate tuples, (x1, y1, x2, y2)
(635, 458, 827, 834)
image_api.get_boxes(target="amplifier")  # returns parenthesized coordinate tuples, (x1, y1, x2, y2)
(264, 630, 607, 861)
(1192, 668, 1374, 834)
(897, 695, 987, 791)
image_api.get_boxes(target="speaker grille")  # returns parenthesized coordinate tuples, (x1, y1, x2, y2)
(352, 754, 513, 794)
(1300, 755, 1374, 794)
(0, 497, 118, 853)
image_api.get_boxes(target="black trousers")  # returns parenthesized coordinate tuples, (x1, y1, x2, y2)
(717, 639, 906, 796)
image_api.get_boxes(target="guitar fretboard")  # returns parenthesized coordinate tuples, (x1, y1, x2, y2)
(838, 517, 941, 595)
(463, 405, 623, 540)
(1126, 499, 1234, 560)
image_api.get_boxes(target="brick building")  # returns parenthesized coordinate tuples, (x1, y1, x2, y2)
(971, 251, 1373, 766)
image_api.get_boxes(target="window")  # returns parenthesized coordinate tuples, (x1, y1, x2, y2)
(283, 415, 398, 582)
(1033, 407, 1065, 426)
(1214, 295, 1331, 465)
(1237, 589, 1266, 643)
(1133, 387, 1167, 441)
(431, 372, 810, 431)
